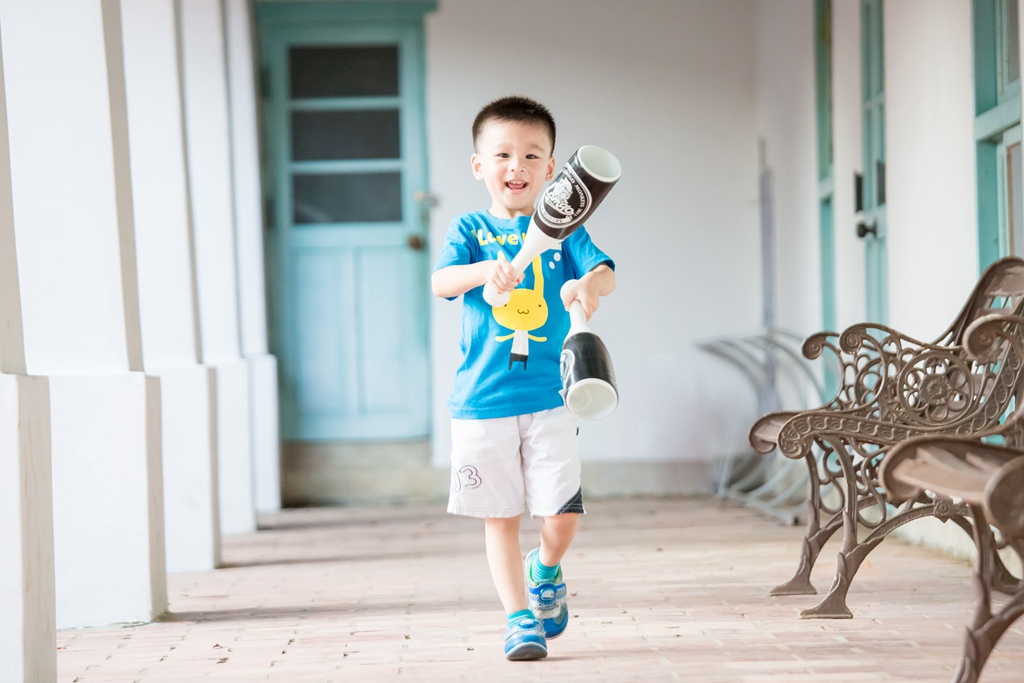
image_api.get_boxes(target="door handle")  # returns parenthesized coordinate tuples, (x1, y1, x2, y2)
(876, 160, 886, 205)
(414, 191, 439, 207)
(856, 221, 877, 239)
(407, 234, 425, 250)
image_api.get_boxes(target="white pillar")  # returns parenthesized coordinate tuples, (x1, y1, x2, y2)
(0, 376, 54, 683)
(49, 375, 166, 627)
(224, 0, 281, 514)
(120, 0, 222, 572)
(179, 0, 256, 534)
(0, 32, 55, 675)
(0, 0, 166, 627)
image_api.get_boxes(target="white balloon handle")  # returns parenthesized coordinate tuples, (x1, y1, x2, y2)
(568, 300, 587, 327)
(482, 226, 562, 307)
(559, 279, 618, 420)
(560, 279, 589, 330)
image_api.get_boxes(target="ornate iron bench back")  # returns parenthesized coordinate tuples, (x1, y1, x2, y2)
(869, 317, 1024, 434)
(939, 256, 1024, 346)
(815, 258, 1024, 426)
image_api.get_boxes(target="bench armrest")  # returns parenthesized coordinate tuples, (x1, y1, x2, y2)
(879, 435, 1024, 540)
(986, 454, 1024, 539)
(748, 411, 799, 454)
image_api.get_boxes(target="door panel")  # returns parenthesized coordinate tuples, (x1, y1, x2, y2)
(259, 12, 431, 441)
(815, 0, 837, 336)
(1007, 130, 1023, 253)
(860, 0, 888, 323)
(358, 247, 411, 409)
(291, 250, 348, 415)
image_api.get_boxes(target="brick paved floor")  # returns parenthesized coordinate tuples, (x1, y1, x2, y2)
(56, 496, 1024, 682)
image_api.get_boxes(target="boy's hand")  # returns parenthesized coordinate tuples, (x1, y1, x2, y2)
(561, 263, 615, 321)
(487, 252, 523, 295)
(561, 278, 601, 321)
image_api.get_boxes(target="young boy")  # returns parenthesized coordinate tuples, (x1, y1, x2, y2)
(431, 96, 616, 661)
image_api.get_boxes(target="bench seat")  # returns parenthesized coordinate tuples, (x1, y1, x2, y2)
(880, 435, 1024, 683)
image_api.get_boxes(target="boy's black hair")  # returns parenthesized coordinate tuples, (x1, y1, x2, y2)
(472, 95, 556, 153)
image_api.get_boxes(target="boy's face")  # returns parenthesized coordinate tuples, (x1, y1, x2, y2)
(471, 119, 555, 219)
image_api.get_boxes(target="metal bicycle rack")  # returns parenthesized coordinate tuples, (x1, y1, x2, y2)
(698, 328, 828, 525)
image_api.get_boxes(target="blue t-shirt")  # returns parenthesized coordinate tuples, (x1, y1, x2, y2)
(434, 211, 614, 419)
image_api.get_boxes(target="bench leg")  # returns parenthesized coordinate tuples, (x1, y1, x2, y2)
(949, 515, 1020, 596)
(800, 493, 975, 619)
(800, 441, 887, 619)
(798, 525, 880, 619)
(770, 452, 838, 596)
(952, 507, 1024, 683)
(771, 510, 842, 596)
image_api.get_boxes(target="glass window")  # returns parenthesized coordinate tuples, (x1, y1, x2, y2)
(292, 173, 402, 224)
(291, 109, 401, 161)
(974, 0, 1023, 265)
(289, 46, 399, 99)
(1007, 0, 1020, 84)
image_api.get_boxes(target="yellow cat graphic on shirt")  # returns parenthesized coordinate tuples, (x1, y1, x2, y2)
(492, 253, 547, 369)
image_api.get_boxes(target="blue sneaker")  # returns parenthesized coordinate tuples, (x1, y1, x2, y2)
(503, 617, 547, 660)
(525, 547, 569, 639)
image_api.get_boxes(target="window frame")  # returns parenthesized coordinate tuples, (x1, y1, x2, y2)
(974, 0, 1023, 267)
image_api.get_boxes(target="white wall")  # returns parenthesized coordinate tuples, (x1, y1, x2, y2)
(426, 0, 762, 473)
(884, 0, 977, 337)
(755, 0, 819, 336)
(825, 0, 977, 337)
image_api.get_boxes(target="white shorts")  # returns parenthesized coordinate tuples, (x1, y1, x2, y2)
(447, 406, 584, 518)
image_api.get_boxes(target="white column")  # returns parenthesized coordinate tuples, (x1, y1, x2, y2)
(224, 0, 281, 514)
(120, 0, 221, 571)
(49, 375, 166, 627)
(179, 0, 256, 534)
(0, 0, 166, 627)
(0, 376, 54, 683)
(0, 30, 55, 676)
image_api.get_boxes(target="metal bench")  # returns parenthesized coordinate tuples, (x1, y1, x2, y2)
(747, 257, 1024, 619)
(880, 426, 1024, 682)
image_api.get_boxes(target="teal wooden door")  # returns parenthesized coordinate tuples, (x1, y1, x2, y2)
(860, 0, 888, 323)
(257, 4, 433, 440)
(815, 0, 837, 334)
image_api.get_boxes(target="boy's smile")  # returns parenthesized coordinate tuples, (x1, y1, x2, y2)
(471, 120, 555, 219)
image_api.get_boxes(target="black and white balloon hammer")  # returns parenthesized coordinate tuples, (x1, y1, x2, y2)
(483, 145, 621, 307)
(559, 280, 618, 420)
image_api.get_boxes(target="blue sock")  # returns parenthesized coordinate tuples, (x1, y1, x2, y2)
(507, 608, 533, 628)
(530, 554, 560, 583)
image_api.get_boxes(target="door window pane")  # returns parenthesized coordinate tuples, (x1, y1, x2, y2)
(1007, 0, 1021, 85)
(289, 46, 399, 98)
(292, 173, 402, 224)
(291, 109, 400, 161)
(1009, 141, 1023, 253)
